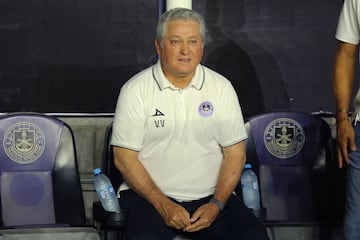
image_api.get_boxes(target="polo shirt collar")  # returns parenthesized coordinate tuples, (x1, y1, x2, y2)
(152, 60, 204, 90)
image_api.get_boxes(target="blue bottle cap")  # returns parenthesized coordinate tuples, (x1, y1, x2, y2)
(244, 164, 252, 169)
(93, 168, 102, 175)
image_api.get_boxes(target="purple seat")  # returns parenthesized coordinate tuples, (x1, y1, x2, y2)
(241, 111, 338, 238)
(0, 112, 85, 227)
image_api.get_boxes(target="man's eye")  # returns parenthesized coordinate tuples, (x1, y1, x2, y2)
(170, 40, 180, 44)
(189, 40, 197, 45)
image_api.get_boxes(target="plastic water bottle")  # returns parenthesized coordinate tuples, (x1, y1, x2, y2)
(241, 163, 260, 210)
(93, 168, 120, 212)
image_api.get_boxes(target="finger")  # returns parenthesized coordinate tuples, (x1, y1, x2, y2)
(338, 134, 350, 161)
(172, 207, 191, 228)
(337, 149, 344, 168)
(184, 219, 204, 232)
(190, 210, 202, 223)
(339, 139, 349, 163)
(169, 218, 186, 230)
(187, 210, 213, 232)
(178, 211, 191, 228)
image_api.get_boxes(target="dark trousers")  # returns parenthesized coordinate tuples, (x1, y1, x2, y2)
(119, 190, 269, 240)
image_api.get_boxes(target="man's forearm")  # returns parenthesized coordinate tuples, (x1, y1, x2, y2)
(334, 42, 357, 113)
(213, 141, 246, 206)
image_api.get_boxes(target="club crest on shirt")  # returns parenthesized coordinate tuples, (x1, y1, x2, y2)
(3, 122, 45, 164)
(198, 101, 213, 117)
(263, 118, 305, 158)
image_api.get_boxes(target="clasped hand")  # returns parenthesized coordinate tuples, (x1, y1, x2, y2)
(158, 200, 220, 232)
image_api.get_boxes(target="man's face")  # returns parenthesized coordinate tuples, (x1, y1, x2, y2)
(155, 20, 203, 81)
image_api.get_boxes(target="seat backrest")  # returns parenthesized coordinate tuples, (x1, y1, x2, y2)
(244, 112, 335, 223)
(103, 122, 123, 192)
(0, 112, 85, 227)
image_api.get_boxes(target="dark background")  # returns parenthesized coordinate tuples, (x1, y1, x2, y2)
(0, 0, 352, 118)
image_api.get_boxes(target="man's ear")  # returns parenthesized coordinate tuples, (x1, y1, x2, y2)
(155, 40, 161, 55)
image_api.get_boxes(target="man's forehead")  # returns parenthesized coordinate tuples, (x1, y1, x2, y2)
(166, 20, 200, 34)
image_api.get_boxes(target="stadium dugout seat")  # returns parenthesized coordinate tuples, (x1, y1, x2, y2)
(0, 112, 100, 240)
(93, 122, 127, 240)
(241, 111, 339, 240)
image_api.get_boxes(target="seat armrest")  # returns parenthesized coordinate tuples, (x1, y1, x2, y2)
(253, 207, 266, 221)
(92, 201, 127, 228)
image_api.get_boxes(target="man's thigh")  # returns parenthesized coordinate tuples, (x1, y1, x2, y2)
(344, 124, 360, 239)
(120, 190, 180, 240)
(187, 194, 269, 240)
(120, 191, 269, 240)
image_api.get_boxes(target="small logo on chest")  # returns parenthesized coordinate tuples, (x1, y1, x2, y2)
(199, 101, 213, 117)
(152, 109, 165, 128)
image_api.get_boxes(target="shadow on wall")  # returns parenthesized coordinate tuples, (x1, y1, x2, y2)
(201, 0, 290, 119)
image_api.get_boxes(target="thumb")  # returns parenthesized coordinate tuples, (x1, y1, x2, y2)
(349, 138, 357, 152)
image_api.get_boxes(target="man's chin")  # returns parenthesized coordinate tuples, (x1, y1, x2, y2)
(176, 67, 196, 77)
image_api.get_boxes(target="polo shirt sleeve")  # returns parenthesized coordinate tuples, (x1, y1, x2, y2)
(335, 0, 360, 44)
(217, 81, 248, 147)
(110, 84, 145, 151)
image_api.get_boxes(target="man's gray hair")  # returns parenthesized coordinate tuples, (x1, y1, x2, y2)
(156, 8, 206, 44)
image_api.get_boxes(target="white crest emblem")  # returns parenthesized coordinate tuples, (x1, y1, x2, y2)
(264, 118, 305, 158)
(3, 122, 45, 164)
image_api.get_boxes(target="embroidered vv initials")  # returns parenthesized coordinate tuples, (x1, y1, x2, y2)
(154, 119, 165, 128)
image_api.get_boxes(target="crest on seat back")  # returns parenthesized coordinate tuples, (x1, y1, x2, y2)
(263, 118, 305, 159)
(0, 114, 63, 226)
(3, 122, 45, 164)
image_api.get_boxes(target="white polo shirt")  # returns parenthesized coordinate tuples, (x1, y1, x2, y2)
(335, 0, 360, 113)
(111, 60, 247, 201)
(336, 0, 360, 45)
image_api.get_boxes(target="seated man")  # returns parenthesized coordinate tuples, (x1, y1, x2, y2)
(111, 7, 269, 240)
